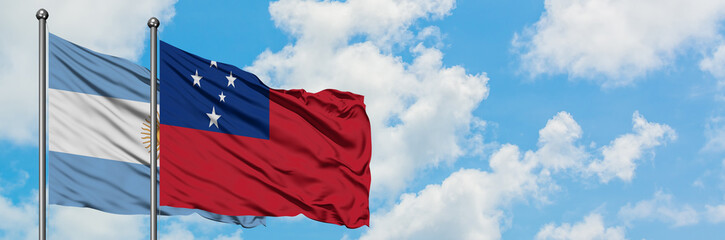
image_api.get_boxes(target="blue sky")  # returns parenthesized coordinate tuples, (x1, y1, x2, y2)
(2, 0, 725, 239)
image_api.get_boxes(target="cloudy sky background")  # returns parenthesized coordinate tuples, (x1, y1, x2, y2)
(1, 0, 725, 239)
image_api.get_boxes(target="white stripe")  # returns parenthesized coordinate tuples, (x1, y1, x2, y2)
(49, 89, 154, 165)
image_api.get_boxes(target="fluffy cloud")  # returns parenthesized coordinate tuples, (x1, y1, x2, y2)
(528, 111, 587, 171)
(701, 44, 725, 83)
(514, 0, 725, 87)
(160, 215, 246, 240)
(586, 112, 676, 183)
(703, 117, 725, 152)
(213, 230, 244, 240)
(248, 0, 488, 197)
(49, 206, 146, 240)
(705, 204, 725, 223)
(535, 213, 627, 240)
(529, 111, 676, 184)
(160, 223, 195, 240)
(360, 111, 671, 239)
(0, 0, 176, 144)
(359, 112, 580, 240)
(266, 0, 454, 50)
(359, 145, 540, 240)
(0, 191, 36, 240)
(618, 191, 699, 227)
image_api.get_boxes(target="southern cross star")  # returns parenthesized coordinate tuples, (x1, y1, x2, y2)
(226, 71, 237, 87)
(219, 92, 226, 102)
(191, 70, 202, 87)
(210, 60, 217, 68)
(206, 106, 221, 128)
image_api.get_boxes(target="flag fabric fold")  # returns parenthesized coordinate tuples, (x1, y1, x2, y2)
(159, 41, 372, 228)
(47, 33, 265, 228)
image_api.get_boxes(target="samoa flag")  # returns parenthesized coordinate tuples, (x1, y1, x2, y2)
(159, 42, 372, 228)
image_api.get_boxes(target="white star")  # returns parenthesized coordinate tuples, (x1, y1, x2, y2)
(210, 60, 217, 68)
(191, 70, 202, 87)
(226, 71, 237, 87)
(219, 92, 226, 102)
(206, 106, 221, 128)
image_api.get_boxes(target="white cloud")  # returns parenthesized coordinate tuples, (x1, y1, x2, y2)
(586, 111, 676, 183)
(0, 0, 176, 144)
(528, 111, 587, 172)
(705, 204, 725, 223)
(359, 145, 540, 240)
(360, 111, 674, 239)
(514, 0, 725, 87)
(49, 206, 146, 240)
(703, 116, 725, 152)
(618, 190, 699, 227)
(535, 213, 627, 240)
(359, 112, 582, 240)
(160, 214, 247, 240)
(530, 111, 675, 184)
(213, 230, 244, 240)
(266, 0, 454, 51)
(248, 0, 488, 197)
(160, 223, 195, 240)
(0, 191, 37, 240)
(701, 43, 725, 83)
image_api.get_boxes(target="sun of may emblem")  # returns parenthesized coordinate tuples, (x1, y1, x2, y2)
(141, 113, 160, 154)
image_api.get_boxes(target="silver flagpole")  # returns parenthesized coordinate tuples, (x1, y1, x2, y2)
(36, 8, 48, 240)
(147, 17, 159, 240)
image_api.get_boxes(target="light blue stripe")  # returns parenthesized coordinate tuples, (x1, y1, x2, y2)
(48, 33, 152, 103)
(48, 151, 265, 227)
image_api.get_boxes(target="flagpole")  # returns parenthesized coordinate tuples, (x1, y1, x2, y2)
(147, 17, 160, 240)
(36, 8, 48, 240)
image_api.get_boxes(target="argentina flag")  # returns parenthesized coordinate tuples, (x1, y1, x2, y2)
(47, 33, 265, 227)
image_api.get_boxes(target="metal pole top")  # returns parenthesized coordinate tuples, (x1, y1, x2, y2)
(148, 17, 159, 28)
(36, 9, 49, 20)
